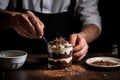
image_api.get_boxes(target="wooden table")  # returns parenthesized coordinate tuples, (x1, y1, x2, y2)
(0, 53, 120, 80)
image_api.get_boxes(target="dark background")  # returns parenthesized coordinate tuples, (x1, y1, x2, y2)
(89, 0, 120, 53)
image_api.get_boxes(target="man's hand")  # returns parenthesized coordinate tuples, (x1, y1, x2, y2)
(12, 11, 44, 39)
(69, 33, 89, 61)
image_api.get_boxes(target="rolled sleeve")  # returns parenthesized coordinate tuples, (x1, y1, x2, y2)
(0, 0, 10, 9)
(77, 0, 102, 32)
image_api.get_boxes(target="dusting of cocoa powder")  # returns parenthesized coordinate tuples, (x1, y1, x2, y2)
(43, 65, 86, 77)
(49, 37, 68, 46)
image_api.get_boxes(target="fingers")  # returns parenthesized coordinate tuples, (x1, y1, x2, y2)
(13, 14, 35, 38)
(18, 14, 37, 37)
(14, 11, 44, 39)
(69, 34, 77, 47)
(69, 33, 89, 61)
(73, 44, 88, 61)
(36, 17, 44, 38)
(28, 12, 44, 38)
(70, 33, 86, 52)
(14, 25, 36, 39)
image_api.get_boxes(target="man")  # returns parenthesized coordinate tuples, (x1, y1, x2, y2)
(0, 0, 101, 61)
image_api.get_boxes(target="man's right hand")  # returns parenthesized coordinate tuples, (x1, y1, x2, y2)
(12, 11, 44, 39)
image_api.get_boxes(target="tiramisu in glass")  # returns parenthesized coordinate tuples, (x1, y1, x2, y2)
(48, 37, 73, 69)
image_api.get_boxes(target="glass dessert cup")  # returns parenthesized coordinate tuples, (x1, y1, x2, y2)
(47, 37, 73, 70)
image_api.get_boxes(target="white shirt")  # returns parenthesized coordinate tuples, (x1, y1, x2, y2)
(0, 0, 101, 31)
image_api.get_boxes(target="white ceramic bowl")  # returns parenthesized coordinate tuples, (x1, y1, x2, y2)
(0, 50, 27, 70)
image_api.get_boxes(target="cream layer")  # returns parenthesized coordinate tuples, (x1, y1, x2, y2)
(48, 43, 73, 55)
(48, 56, 72, 63)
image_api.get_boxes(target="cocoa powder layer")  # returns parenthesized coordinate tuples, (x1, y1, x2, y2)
(48, 60, 72, 69)
(48, 51, 72, 59)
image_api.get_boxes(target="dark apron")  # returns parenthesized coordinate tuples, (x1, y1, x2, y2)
(0, 0, 82, 53)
